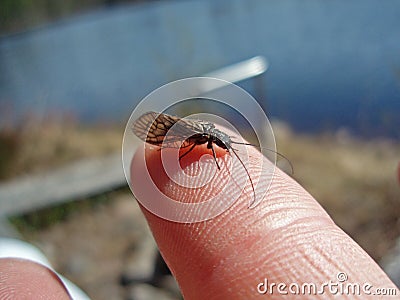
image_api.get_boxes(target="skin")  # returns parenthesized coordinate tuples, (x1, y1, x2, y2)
(398, 162, 400, 186)
(131, 142, 399, 299)
(0, 258, 71, 299)
(1, 139, 398, 299)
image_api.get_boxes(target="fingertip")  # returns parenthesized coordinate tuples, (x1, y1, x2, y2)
(130, 141, 398, 299)
(0, 258, 71, 299)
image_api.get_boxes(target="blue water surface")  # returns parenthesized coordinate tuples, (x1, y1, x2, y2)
(0, 0, 399, 138)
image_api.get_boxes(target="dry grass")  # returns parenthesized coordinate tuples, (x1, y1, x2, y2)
(0, 116, 123, 179)
(273, 121, 400, 261)
(4, 118, 400, 299)
(4, 119, 400, 262)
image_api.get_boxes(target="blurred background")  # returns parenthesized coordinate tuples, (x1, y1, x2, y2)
(1, 0, 399, 299)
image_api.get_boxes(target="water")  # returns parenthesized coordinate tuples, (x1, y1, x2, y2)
(0, 0, 399, 138)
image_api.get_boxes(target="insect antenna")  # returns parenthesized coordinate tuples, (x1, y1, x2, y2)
(229, 147, 256, 206)
(230, 140, 294, 174)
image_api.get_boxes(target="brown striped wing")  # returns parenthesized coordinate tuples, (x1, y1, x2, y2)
(132, 111, 204, 148)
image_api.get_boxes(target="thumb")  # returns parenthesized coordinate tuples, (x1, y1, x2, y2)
(130, 142, 398, 299)
(0, 258, 71, 299)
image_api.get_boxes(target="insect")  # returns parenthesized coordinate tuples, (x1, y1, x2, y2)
(132, 111, 291, 203)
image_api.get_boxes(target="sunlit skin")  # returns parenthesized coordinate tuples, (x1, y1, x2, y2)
(1, 127, 398, 299)
(397, 162, 400, 186)
(0, 258, 71, 299)
(131, 127, 398, 299)
(132, 111, 257, 201)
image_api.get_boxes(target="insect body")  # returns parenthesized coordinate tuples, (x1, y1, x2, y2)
(132, 111, 256, 200)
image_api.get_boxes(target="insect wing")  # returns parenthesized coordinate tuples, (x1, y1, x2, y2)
(132, 111, 167, 144)
(132, 112, 203, 147)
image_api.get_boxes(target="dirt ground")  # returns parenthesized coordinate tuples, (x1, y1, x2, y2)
(3, 120, 400, 299)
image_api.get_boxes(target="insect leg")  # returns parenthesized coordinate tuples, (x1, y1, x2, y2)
(210, 143, 221, 170)
(179, 143, 197, 160)
(230, 147, 256, 205)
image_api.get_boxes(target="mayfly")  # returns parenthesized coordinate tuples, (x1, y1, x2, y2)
(132, 111, 291, 203)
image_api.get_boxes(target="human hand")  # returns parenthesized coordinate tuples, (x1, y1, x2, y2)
(0, 258, 71, 299)
(131, 142, 398, 299)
